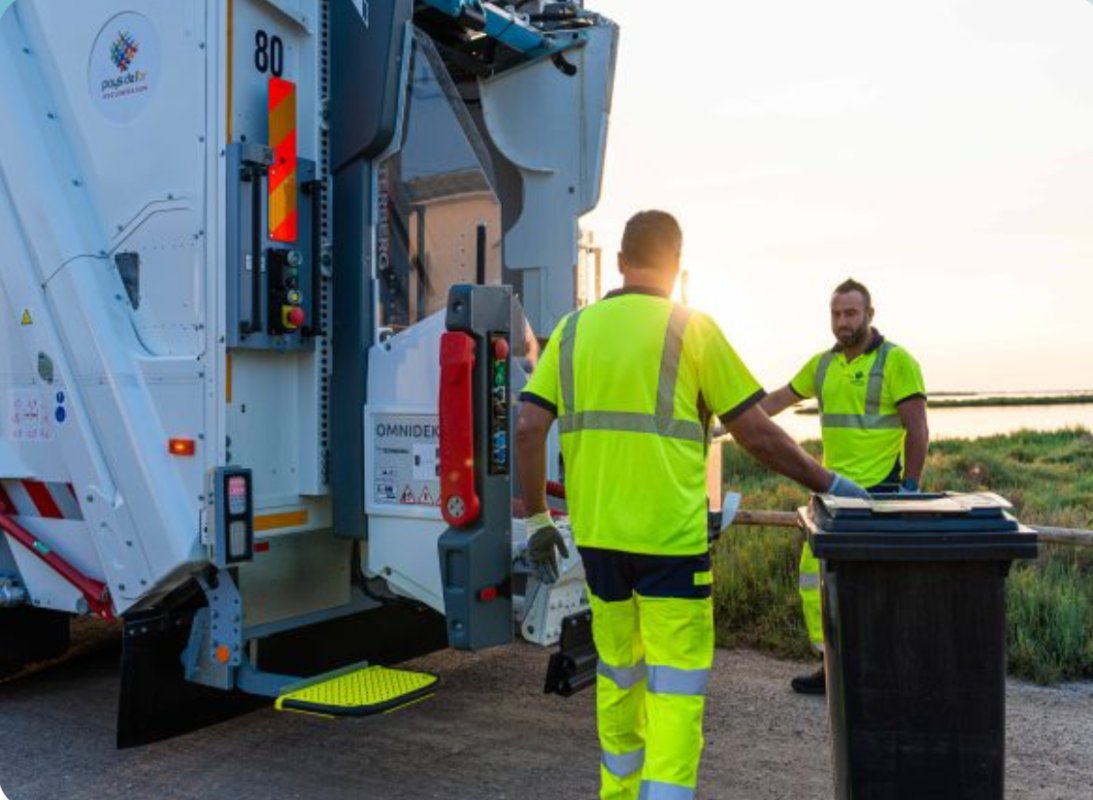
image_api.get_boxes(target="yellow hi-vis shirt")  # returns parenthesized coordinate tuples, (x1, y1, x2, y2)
(520, 287, 765, 556)
(789, 331, 925, 487)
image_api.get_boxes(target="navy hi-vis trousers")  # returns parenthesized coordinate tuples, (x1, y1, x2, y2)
(581, 547, 715, 800)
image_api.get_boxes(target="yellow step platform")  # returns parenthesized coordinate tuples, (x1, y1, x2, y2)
(275, 662, 439, 717)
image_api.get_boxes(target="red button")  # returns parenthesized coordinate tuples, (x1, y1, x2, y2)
(478, 586, 499, 602)
(287, 306, 306, 327)
(492, 337, 509, 360)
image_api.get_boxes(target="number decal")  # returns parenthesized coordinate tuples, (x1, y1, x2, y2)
(254, 30, 284, 77)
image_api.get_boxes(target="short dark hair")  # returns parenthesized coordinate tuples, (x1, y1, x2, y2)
(833, 278, 871, 309)
(621, 210, 682, 269)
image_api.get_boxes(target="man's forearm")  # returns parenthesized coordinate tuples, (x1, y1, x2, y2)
(897, 399, 929, 484)
(903, 421, 929, 483)
(515, 417, 551, 515)
(728, 407, 831, 493)
(760, 386, 800, 418)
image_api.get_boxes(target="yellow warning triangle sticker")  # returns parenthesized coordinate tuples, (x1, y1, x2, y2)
(20, 309, 32, 325)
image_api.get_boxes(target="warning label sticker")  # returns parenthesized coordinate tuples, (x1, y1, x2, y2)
(370, 412, 441, 509)
(7, 390, 52, 443)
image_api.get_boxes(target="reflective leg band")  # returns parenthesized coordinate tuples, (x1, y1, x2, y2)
(602, 748, 645, 778)
(598, 658, 647, 690)
(646, 665, 710, 697)
(638, 779, 695, 800)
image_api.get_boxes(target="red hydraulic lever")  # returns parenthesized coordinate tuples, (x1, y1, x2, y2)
(439, 332, 481, 527)
(0, 512, 115, 620)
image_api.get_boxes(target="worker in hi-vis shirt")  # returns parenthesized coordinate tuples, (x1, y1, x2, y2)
(515, 211, 871, 800)
(762, 278, 929, 695)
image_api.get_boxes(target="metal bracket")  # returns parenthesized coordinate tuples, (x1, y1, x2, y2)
(516, 520, 587, 646)
(182, 570, 243, 690)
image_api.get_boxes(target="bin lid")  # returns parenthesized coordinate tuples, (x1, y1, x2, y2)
(802, 491, 1038, 562)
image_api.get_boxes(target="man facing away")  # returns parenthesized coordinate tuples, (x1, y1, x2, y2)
(762, 278, 929, 695)
(515, 211, 871, 800)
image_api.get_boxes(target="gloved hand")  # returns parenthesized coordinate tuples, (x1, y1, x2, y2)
(899, 477, 919, 494)
(827, 473, 871, 500)
(526, 511, 570, 584)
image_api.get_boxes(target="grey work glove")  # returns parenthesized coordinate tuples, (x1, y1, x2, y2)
(827, 473, 871, 500)
(526, 511, 570, 584)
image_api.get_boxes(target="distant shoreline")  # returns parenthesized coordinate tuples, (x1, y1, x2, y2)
(794, 392, 1093, 414)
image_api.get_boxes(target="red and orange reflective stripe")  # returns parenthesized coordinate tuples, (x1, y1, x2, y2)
(268, 77, 298, 243)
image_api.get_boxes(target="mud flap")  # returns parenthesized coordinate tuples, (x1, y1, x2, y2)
(117, 588, 264, 749)
(544, 610, 596, 697)
(0, 606, 70, 677)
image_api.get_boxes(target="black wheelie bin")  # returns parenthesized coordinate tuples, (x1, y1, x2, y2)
(802, 492, 1038, 800)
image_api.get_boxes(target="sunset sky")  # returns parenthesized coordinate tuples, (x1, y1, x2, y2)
(585, 0, 1093, 392)
(3, 0, 1089, 391)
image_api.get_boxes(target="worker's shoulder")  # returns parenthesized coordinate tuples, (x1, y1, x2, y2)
(678, 307, 725, 336)
(580, 292, 676, 323)
(882, 339, 920, 363)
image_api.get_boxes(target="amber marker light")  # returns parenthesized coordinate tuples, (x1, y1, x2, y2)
(169, 438, 197, 457)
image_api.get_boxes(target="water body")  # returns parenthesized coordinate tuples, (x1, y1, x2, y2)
(776, 403, 1093, 442)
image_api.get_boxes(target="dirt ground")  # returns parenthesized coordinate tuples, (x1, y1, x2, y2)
(1, 625, 1091, 800)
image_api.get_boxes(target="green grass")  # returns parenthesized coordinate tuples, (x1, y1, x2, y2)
(713, 427, 1093, 683)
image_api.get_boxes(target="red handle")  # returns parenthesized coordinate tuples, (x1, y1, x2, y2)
(439, 332, 481, 527)
(0, 512, 114, 620)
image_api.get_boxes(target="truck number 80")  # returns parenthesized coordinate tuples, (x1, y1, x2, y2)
(254, 30, 284, 78)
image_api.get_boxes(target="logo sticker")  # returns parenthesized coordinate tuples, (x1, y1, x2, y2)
(110, 30, 140, 72)
(88, 12, 160, 123)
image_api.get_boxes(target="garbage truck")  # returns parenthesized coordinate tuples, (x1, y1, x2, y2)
(0, 0, 616, 745)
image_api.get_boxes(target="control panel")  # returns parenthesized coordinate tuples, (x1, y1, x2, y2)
(225, 141, 320, 351)
(488, 334, 510, 476)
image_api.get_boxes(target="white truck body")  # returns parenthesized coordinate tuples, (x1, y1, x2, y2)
(0, 0, 616, 739)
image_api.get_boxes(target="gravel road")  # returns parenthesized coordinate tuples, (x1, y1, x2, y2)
(1, 626, 1091, 800)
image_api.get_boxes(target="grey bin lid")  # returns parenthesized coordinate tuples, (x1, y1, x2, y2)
(800, 491, 1038, 562)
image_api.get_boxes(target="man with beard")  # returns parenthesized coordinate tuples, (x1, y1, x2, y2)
(761, 278, 929, 695)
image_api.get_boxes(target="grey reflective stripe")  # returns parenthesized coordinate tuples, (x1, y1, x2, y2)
(598, 658, 647, 690)
(865, 341, 895, 416)
(816, 342, 902, 430)
(822, 413, 902, 430)
(798, 573, 820, 590)
(559, 311, 583, 414)
(646, 665, 710, 696)
(814, 352, 835, 414)
(602, 748, 645, 778)
(638, 780, 695, 800)
(556, 303, 701, 445)
(656, 306, 692, 419)
(558, 411, 704, 444)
